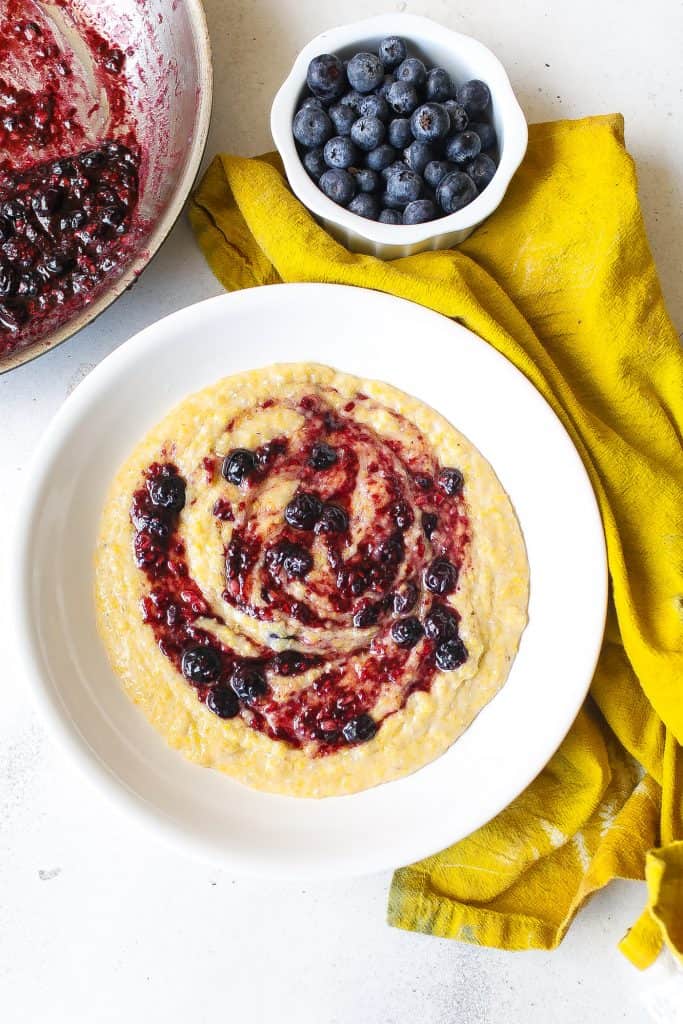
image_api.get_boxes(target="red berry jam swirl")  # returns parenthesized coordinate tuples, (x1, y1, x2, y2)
(0, 0, 140, 355)
(130, 394, 471, 756)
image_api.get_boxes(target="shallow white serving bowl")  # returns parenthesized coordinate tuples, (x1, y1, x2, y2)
(12, 284, 606, 879)
(271, 14, 528, 259)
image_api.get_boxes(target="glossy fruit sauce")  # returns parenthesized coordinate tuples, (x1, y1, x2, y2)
(0, 0, 141, 356)
(130, 392, 471, 756)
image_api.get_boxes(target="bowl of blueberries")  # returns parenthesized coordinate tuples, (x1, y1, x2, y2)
(271, 13, 527, 258)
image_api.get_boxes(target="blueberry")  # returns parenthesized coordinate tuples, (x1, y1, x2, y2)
(43, 253, 75, 276)
(315, 503, 349, 533)
(230, 662, 268, 703)
(309, 441, 338, 469)
(342, 714, 377, 743)
(379, 208, 402, 224)
(0, 302, 27, 331)
(410, 102, 450, 143)
(360, 93, 390, 121)
(469, 121, 497, 151)
(381, 191, 409, 211)
(386, 168, 422, 204)
(285, 492, 323, 530)
(347, 51, 384, 93)
(426, 67, 454, 102)
(445, 130, 482, 164)
(222, 448, 256, 485)
(381, 159, 409, 182)
(303, 147, 326, 179)
(444, 100, 469, 132)
(281, 543, 314, 578)
(424, 556, 458, 595)
(376, 73, 396, 99)
(387, 80, 420, 115)
(466, 153, 497, 190)
(306, 53, 346, 102)
(365, 144, 397, 172)
(421, 511, 438, 537)
(423, 602, 459, 642)
(350, 116, 385, 151)
(456, 79, 491, 117)
(206, 685, 239, 718)
(378, 36, 407, 70)
(324, 136, 360, 169)
(435, 637, 468, 671)
(391, 616, 424, 649)
(403, 141, 434, 176)
(348, 192, 380, 220)
(396, 57, 427, 88)
(392, 580, 418, 614)
(436, 171, 478, 213)
(403, 199, 437, 225)
(375, 531, 405, 567)
(340, 90, 364, 113)
(271, 650, 312, 676)
(293, 107, 333, 147)
(300, 95, 325, 111)
(149, 473, 186, 511)
(424, 160, 454, 189)
(387, 117, 413, 149)
(353, 603, 380, 628)
(181, 646, 221, 685)
(329, 103, 357, 136)
(352, 166, 381, 193)
(438, 467, 464, 496)
(319, 168, 356, 206)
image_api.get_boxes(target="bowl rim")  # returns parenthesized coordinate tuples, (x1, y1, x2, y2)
(271, 13, 528, 245)
(0, 0, 214, 375)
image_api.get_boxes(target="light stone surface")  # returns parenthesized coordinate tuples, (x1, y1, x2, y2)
(1, 0, 680, 1019)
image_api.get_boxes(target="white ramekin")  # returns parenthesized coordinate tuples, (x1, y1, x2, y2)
(271, 13, 528, 259)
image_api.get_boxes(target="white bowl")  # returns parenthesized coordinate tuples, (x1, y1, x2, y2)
(271, 14, 528, 259)
(12, 284, 607, 878)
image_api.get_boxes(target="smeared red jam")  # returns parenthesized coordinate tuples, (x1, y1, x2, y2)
(130, 395, 472, 756)
(0, 0, 141, 356)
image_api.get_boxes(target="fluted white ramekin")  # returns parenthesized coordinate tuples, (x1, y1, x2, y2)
(271, 13, 528, 259)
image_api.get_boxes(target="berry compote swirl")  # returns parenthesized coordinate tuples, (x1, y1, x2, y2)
(130, 391, 472, 757)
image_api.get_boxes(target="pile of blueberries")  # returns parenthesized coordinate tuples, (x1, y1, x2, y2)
(291, 36, 498, 226)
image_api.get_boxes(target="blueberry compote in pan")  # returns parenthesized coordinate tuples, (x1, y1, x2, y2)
(95, 364, 529, 797)
(0, 0, 142, 357)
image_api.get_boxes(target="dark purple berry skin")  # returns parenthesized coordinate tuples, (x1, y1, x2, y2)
(410, 103, 450, 143)
(284, 492, 323, 530)
(353, 603, 380, 628)
(436, 171, 478, 214)
(387, 117, 412, 149)
(469, 122, 497, 151)
(350, 115, 386, 151)
(423, 603, 459, 642)
(352, 167, 381, 193)
(303, 147, 326, 179)
(379, 208, 401, 224)
(403, 141, 434, 176)
(466, 153, 497, 190)
(207, 685, 240, 718)
(386, 168, 422, 204)
(392, 581, 418, 615)
(365, 144, 397, 172)
(435, 637, 468, 671)
(391, 616, 423, 648)
(329, 103, 357, 136)
(438, 467, 464, 496)
(445, 131, 482, 165)
(324, 136, 360, 169)
(309, 442, 338, 469)
(315, 503, 349, 534)
(403, 199, 437, 225)
(456, 79, 491, 117)
(348, 193, 380, 219)
(421, 511, 438, 538)
(424, 557, 458, 595)
(387, 80, 420, 116)
(222, 449, 256, 485)
(425, 67, 454, 102)
(359, 94, 390, 121)
(181, 646, 222, 685)
(347, 52, 384, 93)
(396, 57, 427, 88)
(293, 107, 333, 148)
(378, 36, 407, 70)
(342, 714, 377, 743)
(230, 662, 268, 704)
(306, 53, 346, 102)
(149, 473, 185, 511)
(424, 160, 454, 190)
(444, 100, 469, 132)
(319, 168, 356, 206)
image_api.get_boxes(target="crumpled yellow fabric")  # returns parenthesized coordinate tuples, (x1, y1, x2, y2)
(189, 114, 683, 967)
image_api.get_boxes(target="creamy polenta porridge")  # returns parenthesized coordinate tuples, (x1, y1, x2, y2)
(95, 363, 529, 797)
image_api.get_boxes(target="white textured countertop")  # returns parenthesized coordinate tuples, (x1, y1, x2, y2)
(1, 2, 681, 1021)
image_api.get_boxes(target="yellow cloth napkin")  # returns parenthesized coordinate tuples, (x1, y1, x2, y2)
(189, 114, 683, 967)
